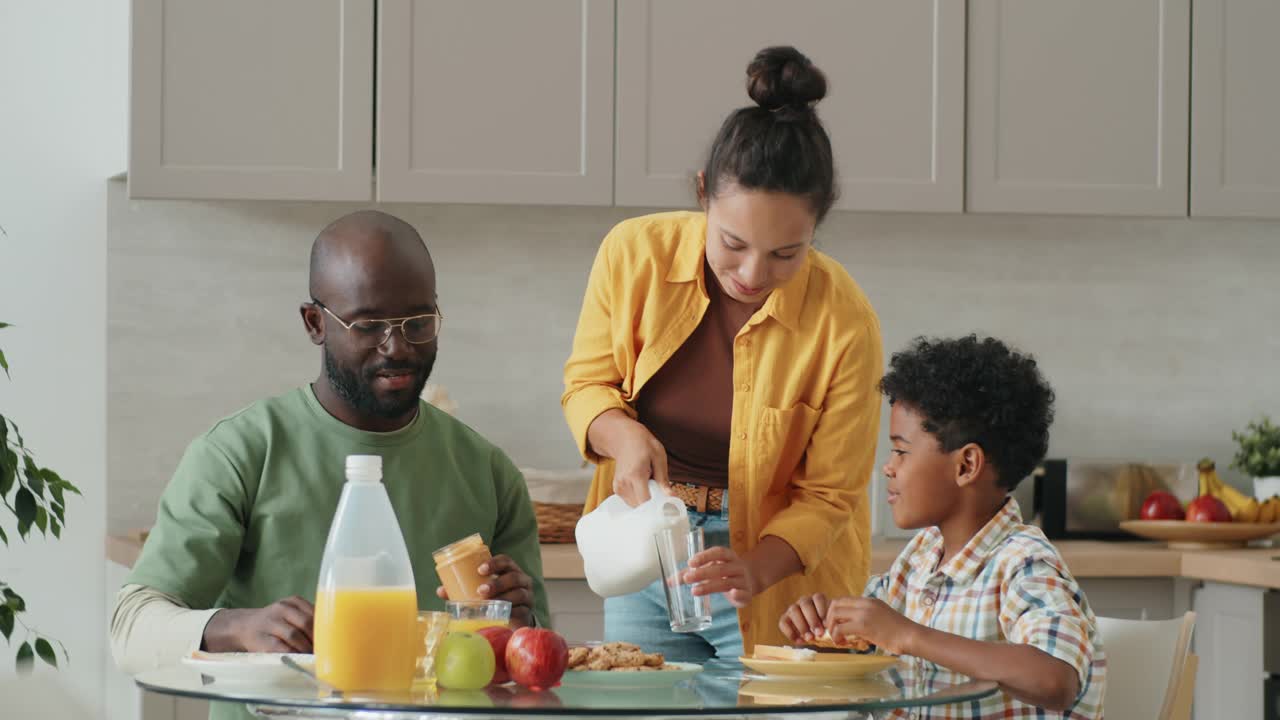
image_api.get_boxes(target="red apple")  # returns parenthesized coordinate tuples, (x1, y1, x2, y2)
(477, 626, 514, 685)
(1140, 490, 1185, 520)
(504, 627, 569, 690)
(1186, 495, 1232, 523)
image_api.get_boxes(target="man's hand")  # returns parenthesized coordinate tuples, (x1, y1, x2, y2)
(824, 597, 921, 655)
(779, 593, 831, 644)
(436, 555, 537, 628)
(202, 596, 315, 653)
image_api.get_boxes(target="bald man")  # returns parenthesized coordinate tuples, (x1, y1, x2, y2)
(110, 212, 549, 698)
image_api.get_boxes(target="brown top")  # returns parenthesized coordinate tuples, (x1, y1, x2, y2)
(636, 263, 759, 489)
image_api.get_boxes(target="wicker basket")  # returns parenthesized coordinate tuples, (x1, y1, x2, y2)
(534, 501, 583, 544)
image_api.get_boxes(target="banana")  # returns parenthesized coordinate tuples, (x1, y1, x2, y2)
(1258, 498, 1273, 524)
(1236, 497, 1261, 523)
(1198, 458, 1257, 518)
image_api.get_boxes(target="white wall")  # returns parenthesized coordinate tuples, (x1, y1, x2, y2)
(0, 0, 128, 716)
(107, 188, 1280, 536)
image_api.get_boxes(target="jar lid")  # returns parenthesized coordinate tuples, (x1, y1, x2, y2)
(432, 533, 487, 563)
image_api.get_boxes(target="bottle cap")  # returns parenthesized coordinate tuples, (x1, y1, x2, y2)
(345, 455, 383, 483)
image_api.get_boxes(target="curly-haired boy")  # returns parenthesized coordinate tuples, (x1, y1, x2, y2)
(780, 335, 1105, 718)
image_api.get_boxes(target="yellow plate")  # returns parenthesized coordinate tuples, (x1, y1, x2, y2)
(739, 676, 900, 705)
(1119, 520, 1280, 549)
(740, 654, 900, 679)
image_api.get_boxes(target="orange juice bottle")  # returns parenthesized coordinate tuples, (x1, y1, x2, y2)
(314, 455, 418, 692)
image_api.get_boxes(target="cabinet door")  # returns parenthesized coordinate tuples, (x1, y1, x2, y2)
(1191, 0, 1280, 218)
(129, 0, 373, 200)
(967, 0, 1190, 216)
(1192, 582, 1264, 720)
(377, 0, 615, 205)
(615, 0, 964, 213)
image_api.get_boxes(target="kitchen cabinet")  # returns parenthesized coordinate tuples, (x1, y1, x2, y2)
(966, 0, 1190, 216)
(1192, 582, 1266, 720)
(376, 0, 615, 205)
(614, 0, 965, 212)
(1078, 578, 1177, 621)
(1191, 0, 1280, 218)
(129, 0, 373, 201)
(546, 579, 606, 644)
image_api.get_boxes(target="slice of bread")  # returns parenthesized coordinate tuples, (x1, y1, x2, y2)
(809, 629, 873, 652)
(752, 644, 818, 662)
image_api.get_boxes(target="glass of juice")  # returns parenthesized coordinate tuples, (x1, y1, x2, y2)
(433, 534, 493, 601)
(446, 599, 511, 633)
(413, 610, 452, 690)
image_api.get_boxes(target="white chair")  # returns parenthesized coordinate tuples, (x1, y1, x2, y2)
(1095, 611, 1197, 720)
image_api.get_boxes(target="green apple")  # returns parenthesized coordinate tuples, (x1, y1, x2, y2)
(437, 688, 495, 707)
(435, 631, 496, 690)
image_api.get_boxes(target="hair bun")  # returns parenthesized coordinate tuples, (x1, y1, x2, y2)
(746, 46, 827, 112)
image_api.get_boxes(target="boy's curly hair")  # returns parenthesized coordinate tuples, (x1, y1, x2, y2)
(878, 335, 1055, 491)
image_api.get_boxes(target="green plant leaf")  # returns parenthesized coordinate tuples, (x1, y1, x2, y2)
(0, 349, 8, 379)
(40, 468, 63, 489)
(26, 466, 44, 499)
(34, 508, 46, 534)
(0, 449, 14, 500)
(14, 487, 35, 537)
(0, 605, 13, 640)
(4, 588, 26, 612)
(51, 500, 64, 525)
(34, 638, 56, 667)
(48, 480, 64, 506)
(0, 525, 8, 545)
(15, 642, 33, 674)
(0, 321, 10, 329)
(49, 519, 60, 539)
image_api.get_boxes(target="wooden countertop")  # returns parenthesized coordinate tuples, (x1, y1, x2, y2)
(107, 532, 1280, 589)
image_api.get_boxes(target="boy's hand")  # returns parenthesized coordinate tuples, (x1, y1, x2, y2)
(779, 593, 831, 644)
(825, 597, 921, 655)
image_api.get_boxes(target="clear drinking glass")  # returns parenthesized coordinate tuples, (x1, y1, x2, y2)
(413, 610, 451, 689)
(655, 526, 713, 633)
(445, 599, 512, 633)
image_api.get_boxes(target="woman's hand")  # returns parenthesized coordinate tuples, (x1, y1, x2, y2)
(586, 409, 671, 507)
(683, 546, 759, 608)
(779, 593, 831, 644)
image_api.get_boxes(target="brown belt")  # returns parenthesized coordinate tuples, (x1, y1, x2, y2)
(668, 483, 725, 513)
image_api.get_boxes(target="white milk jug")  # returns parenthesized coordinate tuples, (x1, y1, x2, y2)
(575, 481, 690, 598)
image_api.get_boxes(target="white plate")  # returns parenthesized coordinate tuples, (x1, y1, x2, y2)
(181, 652, 314, 686)
(558, 661, 702, 689)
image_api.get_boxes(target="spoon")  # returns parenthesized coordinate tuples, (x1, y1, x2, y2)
(281, 655, 340, 696)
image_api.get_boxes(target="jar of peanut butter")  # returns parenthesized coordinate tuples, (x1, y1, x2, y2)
(432, 533, 492, 601)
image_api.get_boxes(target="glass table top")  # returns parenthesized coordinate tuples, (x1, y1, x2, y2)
(136, 658, 999, 717)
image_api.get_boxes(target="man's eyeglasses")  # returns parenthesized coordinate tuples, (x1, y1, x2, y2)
(311, 300, 443, 349)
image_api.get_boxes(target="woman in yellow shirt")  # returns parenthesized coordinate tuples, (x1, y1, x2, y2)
(562, 46, 883, 659)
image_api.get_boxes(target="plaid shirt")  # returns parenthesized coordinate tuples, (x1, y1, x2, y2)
(867, 498, 1105, 719)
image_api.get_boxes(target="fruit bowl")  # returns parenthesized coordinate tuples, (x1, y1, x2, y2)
(1119, 520, 1280, 549)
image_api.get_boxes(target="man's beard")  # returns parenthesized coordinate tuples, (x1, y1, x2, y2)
(323, 346, 435, 420)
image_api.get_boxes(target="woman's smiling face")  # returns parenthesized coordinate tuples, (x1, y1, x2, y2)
(702, 181, 815, 305)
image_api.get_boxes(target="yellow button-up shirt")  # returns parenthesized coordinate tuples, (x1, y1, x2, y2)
(562, 211, 883, 651)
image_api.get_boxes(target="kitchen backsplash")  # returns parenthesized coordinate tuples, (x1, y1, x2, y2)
(107, 179, 1280, 536)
